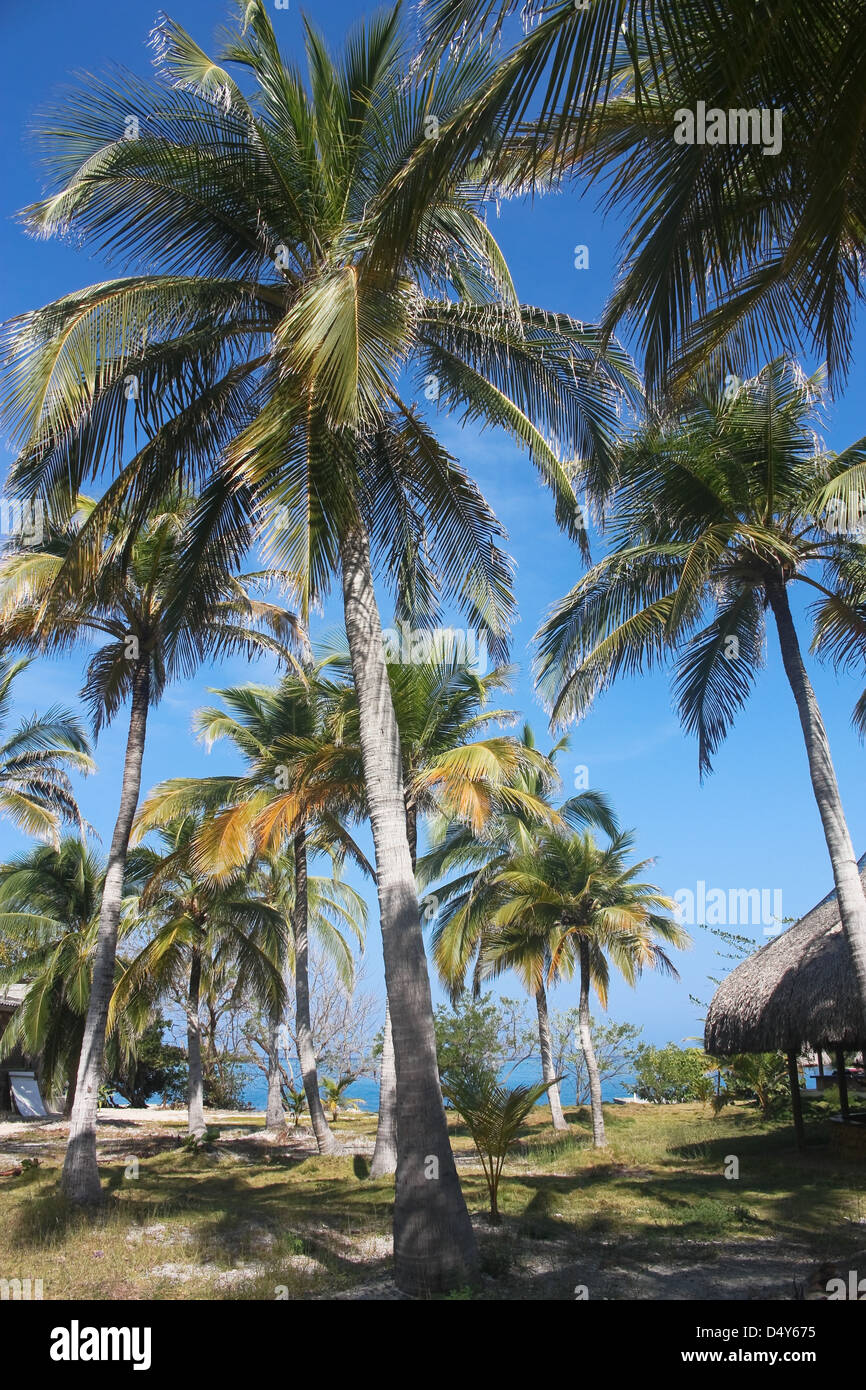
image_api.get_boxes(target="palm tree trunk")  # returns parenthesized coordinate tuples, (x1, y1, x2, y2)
(64, 1063, 78, 1119)
(578, 939, 606, 1148)
(292, 825, 338, 1154)
(768, 581, 866, 1027)
(371, 799, 417, 1180)
(63, 1027, 84, 1117)
(186, 946, 206, 1138)
(535, 985, 567, 1130)
(61, 661, 150, 1202)
(265, 1001, 285, 1131)
(339, 519, 478, 1295)
(371, 998, 398, 1176)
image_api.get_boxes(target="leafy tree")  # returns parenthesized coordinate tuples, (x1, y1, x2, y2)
(536, 360, 866, 1030)
(0, 1, 633, 1293)
(103, 1016, 187, 1109)
(434, 993, 511, 1078)
(632, 1042, 710, 1103)
(551, 1012, 643, 1106)
(202, 1059, 252, 1112)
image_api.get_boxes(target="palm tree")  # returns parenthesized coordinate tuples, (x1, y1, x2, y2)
(0, 656, 93, 845)
(133, 673, 369, 1152)
(117, 817, 288, 1137)
(138, 647, 557, 1171)
(419, 725, 618, 1130)
(321, 642, 566, 1172)
(284, 1085, 307, 1127)
(414, 0, 866, 394)
(536, 359, 866, 1030)
(484, 827, 688, 1146)
(0, 839, 119, 1111)
(441, 1065, 554, 1223)
(320, 1073, 362, 1124)
(0, 497, 301, 1200)
(0, 4, 633, 1290)
(251, 850, 367, 1143)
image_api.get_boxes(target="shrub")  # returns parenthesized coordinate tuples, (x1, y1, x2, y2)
(723, 1053, 789, 1114)
(632, 1043, 711, 1103)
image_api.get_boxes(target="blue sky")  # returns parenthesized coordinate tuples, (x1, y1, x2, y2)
(2, 0, 866, 1048)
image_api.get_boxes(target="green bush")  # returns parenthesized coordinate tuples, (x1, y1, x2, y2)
(203, 1059, 253, 1110)
(632, 1043, 712, 1103)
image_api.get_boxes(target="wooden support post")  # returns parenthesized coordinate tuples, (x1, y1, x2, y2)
(836, 1048, 850, 1121)
(787, 1050, 805, 1148)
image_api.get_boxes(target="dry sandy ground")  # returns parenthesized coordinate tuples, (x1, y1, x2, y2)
(0, 1107, 372, 1161)
(1, 1110, 860, 1301)
(3, 1106, 288, 1135)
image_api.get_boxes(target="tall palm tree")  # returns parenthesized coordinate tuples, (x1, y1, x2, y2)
(0, 497, 301, 1200)
(0, 656, 93, 845)
(133, 673, 369, 1152)
(419, 725, 618, 1130)
(414, 0, 866, 394)
(484, 827, 687, 1146)
(0, 4, 633, 1290)
(115, 817, 295, 1136)
(536, 359, 866, 1030)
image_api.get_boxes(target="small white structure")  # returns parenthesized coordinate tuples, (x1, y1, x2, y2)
(8, 1071, 47, 1118)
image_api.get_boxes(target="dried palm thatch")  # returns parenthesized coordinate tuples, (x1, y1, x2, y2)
(705, 856, 866, 1055)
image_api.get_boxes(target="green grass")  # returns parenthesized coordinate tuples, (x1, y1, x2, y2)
(0, 1095, 861, 1300)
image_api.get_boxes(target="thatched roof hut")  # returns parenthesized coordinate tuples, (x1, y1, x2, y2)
(705, 856, 866, 1143)
(705, 857, 866, 1056)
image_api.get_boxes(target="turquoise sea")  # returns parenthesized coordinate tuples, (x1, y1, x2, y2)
(238, 1062, 831, 1114)
(239, 1059, 635, 1113)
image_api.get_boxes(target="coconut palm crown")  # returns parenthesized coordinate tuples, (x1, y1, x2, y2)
(535, 358, 866, 1026)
